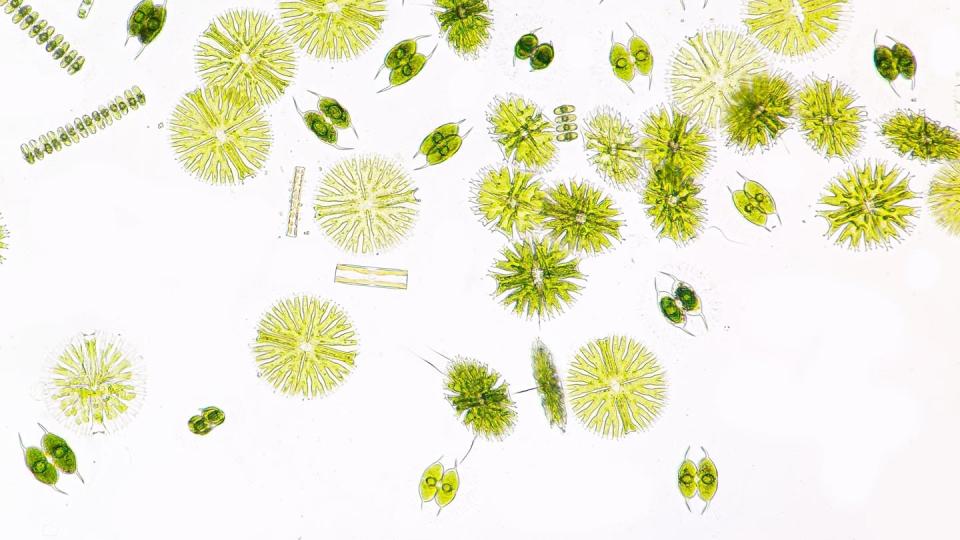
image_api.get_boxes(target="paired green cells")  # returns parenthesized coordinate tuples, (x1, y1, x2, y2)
(928, 162, 960, 236)
(873, 33, 916, 93)
(610, 23, 653, 91)
(513, 30, 553, 70)
(254, 296, 358, 399)
(642, 163, 706, 244)
(744, 0, 848, 57)
(2, 0, 85, 74)
(582, 107, 644, 187)
(419, 459, 460, 513)
(196, 10, 296, 106)
(377, 35, 436, 92)
(126, 0, 166, 59)
(280, 0, 385, 60)
(655, 272, 708, 336)
(531, 339, 566, 431)
(488, 95, 557, 170)
(314, 155, 419, 254)
(434, 0, 492, 58)
(797, 78, 864, 159)
(678, 446, 718, 513)
(188, 406, 226, 436)
(170, 87, 271, 185)
(296, 92, 356, 150)
(19, 434, 66, 494)
(730, 174, 780, 230)
(723, 72, 795, 152)
(639, 107, 711, 180)
(47, 333, 144, 435)
(879, 111, 960, 162)
(473, 165, 545, 237)
(818, 160, 917, 250)
(416, 121, 469, 169)
(541, 181, 623, 255)
(490, 238, 584, 320)
(567, 336, 667, 439)
(444, 357, 516, 440)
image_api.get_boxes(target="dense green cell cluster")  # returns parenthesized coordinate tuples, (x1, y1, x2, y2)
(490, 238, 584, 320)
(487, 95, 557, 170)
(567, 336, 667, 438)
(531, 340, 566, 431)
(582, 108, 644, 187)
(797, 78, 864, 158)
(723, 72, 795, 152)
(541, 181, 623, 255)
(642, 163, 706, 244)
(473, 165, 545, 237)
(444, 358, 516, 440)
(818, 161, 917, 249)
(638, 107, 712, 180)
(928, 162, 960, 236)
(879, 111, 960, 162)
(434, 0, 493, 58)
(20, 426, 84, 494)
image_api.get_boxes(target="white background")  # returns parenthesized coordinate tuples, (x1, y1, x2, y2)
(1, 1, 959, 538)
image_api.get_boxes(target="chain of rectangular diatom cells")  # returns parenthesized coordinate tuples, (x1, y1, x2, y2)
(2, 0, 85, 74)
(21, 87, 147, 164)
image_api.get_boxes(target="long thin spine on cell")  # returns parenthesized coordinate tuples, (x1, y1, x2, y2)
(3, 1, 85, 74)
(77, 0, 93, 18)
(286, 166, 305, 237)
(20, 87, 146, 164)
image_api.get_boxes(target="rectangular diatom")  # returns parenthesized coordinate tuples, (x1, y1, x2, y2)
(286, 166, 305, 237)
(334, 264, 408, 290)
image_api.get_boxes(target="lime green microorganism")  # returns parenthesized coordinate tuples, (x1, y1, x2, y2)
(697, 448, 719, 512)
(487, 95, 557, 170)
(490, 238, 585, 320)
(188, 406, 225, 435)
(879, 111, 960, 162)
(419, 459, 460, 512)
(531, 339, 566, 431)
(929, 162, 960, 236)
(744, 0, 848, 57)
(314, 155, 419, 254)
(254, 296, 358, 399)
(196, 10, 296, 106)
(567, 336, 667, 439)
(444, 357, 516, 440)
(678, 449, 698, 510)
(47, 333, 144, 435)
(0, 215, 7, 263)
(797, 77, 864, 159)
(169, 87, 272, 185)
(279, 0, 385, 60)
(670, 30, 768, 128)
(724, 72, 795, 152)
(433, 0, 492, 58)
(639, 107, 712, 180)
(642, 163, 706, 244)
(541, 181, 623, 255)
(38, 424, 83, 482)
(473, 165, 545, 237)
(609, 24, 654, 91)
(19, 435, 65, 494)
(731, 174, 780, 229)
(818, 161, 917, 250)
(582, 107, 644, 187)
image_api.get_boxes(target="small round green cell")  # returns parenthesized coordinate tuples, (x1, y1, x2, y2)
(385, 38, 418, 68)
(201, 406, 225, 426)
(318, 98, 351, 129)
(891, 42, 916, 80)
(659, 295, 684, 324)
(188, 415, 211, 435)
(674, 284, 700, 312)
(530, 43, 554, 70)
(304, 112, 338, 145)
(514, 33, 538, 59)
(873, 46, 898, 81)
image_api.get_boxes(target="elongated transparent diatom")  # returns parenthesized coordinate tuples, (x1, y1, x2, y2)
(334, 264, 408, 290)
(2, 1, 85, 74)
(287, 166, 305, 237)
(21, 87, 146, 164)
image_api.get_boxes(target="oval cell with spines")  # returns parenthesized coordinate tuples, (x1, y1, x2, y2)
(436, 467, 460, 508)
(678, 458, 698, 500)
(697, 452, 718, 505)
(629, 35, 653, 75)
(419, 462, 444, 503)
(674, 283, 700, 313)
(389, 54, 428, 87)
(891, 43, 916, 80)
(318, 98, 351, 130)
(385, 38, 418, 69)
(610, 42, 635, 83)
(873, 46, 898, 82)
(530, 43, 554, 70)
(659, 295, 685, 324)
(515, 33, 538, 60)
(40, 431, 78, 476)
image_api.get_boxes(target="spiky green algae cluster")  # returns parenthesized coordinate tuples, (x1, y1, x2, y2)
(929, 162, 960, 236)
(880, 111, 960, 162)
(490, 238, 584, 320)
(444, 357, 516, 440)
(797, 77, 864, 158)
(433, 0, 492, 58)
(639, 107, 712, 180)
(473, 165, 545, 237)
(582, 108, 644, 187)
(531, 340, 566, 431)
(487, 95, 556, 170)
(541, 181, 623, 255)
(642, 163, 706, 244)
(723, 72, 795, 152)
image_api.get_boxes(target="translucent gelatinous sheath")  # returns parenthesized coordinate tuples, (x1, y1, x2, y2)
(928, 162, 960, 236)
(818, 161, 917, 250)
(487, 95, 556, 170)
(639, 107, 711, 180)
(279, 0, 386, 60)
(490, 239, 584, 320)
(797, 77, 864, 158)
(879, 111, 960, 162)
(541, 181, 623, 255)
(531, 339, 566, 431)
(566, 336, 667, 438)
(313, 155, 419, 254)
(642, 163, 705, 244)
(582, 108, 643, 187)
(444, 357, 516, 440)
(744, 0, 848, 57)
(169, 87, 271, 185)
(46, 333, 144, 435)
(253, 296, 358, 398)
(723, 72, 795, 152)
(473, 165, 545, 236)
(670, 30, 768, 128)
(433, 0, 492, 58)
(196, 10, 296, 106)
